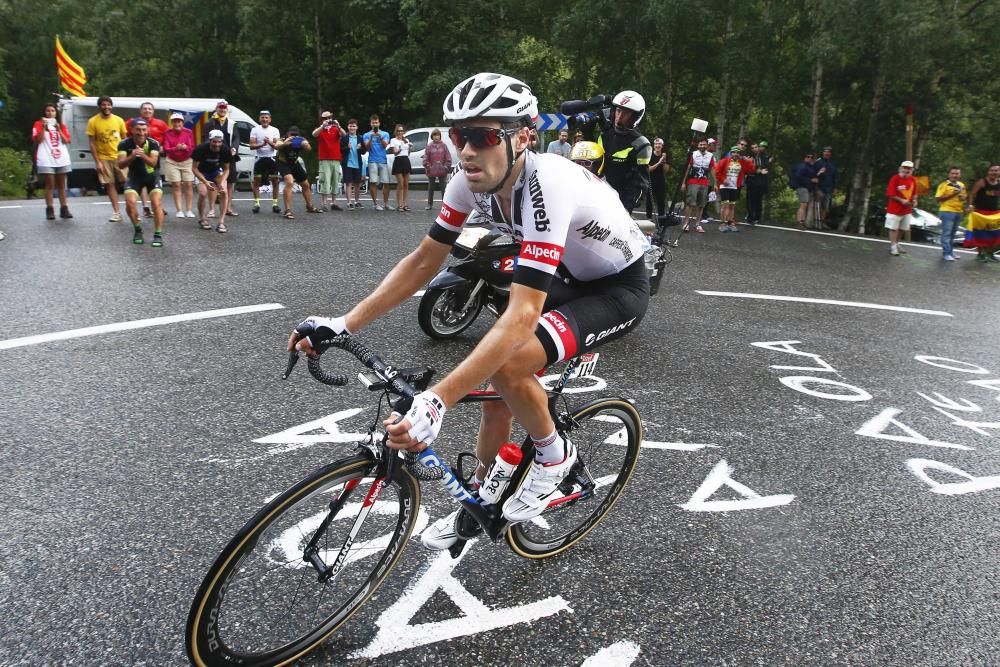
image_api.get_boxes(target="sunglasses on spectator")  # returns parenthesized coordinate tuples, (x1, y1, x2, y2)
(449, 126, 513, 150)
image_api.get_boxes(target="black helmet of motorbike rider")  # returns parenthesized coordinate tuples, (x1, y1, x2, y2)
(443, 72, 539, 195)
(570, 140, 604, 176)
(611, 90, 646, 134)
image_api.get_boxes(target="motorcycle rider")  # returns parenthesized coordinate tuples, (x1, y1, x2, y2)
(597, 91, 652, 214)
(288, 72, 650, 550)
(569, 140, 604, 176)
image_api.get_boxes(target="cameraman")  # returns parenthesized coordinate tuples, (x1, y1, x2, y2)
(596, 91, 652, 215)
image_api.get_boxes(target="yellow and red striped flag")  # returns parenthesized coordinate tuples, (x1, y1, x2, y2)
(55, 36, 87, 97)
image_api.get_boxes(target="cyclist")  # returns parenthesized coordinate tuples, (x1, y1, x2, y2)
(596, 91, 652, 214)
(288, 72, 650, 549)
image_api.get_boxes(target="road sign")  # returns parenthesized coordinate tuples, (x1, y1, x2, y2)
(535, 113, 567, 131)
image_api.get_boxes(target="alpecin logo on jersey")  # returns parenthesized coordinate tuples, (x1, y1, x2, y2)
(527, 172, 550, 232)
(520, 241, 562, 266)
(438, 203, 468, 228)
(577, 220, 611, 241)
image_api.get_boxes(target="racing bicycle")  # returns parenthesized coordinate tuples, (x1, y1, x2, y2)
(185, 335, 642, 666)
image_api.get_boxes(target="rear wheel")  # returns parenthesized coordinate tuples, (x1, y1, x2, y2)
(417, 284, 484, 339)
(186, 454, 421, 666)
(507, 398, 641, 559)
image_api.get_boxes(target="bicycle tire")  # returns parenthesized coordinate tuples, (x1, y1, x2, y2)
(507, 397, 641, 559)
(186, 453, 421, 667)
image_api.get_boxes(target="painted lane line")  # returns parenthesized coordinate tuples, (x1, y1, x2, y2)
(697, 291, 952, 317)
(0, 205, 22, 210)
(0, 303, 285, 351)
(747, 222, 976, 254)
(642, 441, 719, 451)
(581, 641, 642, 667)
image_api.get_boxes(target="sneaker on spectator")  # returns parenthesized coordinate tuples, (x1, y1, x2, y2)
(943, 254, 957, 261)
(175, 211, 185, 218)
(889, 244, 900, 256)
(109, 212, 122, 222)
(696, 225, 705, 233)
(185, 211, 195, 218)
(375, 203, 385, 211)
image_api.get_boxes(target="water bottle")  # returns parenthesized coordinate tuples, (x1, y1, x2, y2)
(478, 443, 523, 505)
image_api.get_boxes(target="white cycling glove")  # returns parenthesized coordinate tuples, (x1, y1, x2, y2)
(295, 315, 350, 349)
(404, 391, 447, 446)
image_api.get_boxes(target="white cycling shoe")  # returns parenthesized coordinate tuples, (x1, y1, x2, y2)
(502, 440, 577, 523)
(421, 510, 461, 551)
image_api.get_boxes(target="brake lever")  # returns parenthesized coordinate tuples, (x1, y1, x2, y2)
(282, 350, 300, 379)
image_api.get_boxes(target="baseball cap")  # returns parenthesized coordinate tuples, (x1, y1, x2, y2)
(169, 112, 184, 121)
(132, 118, 148, 126)
(215, 100, 228, 109)
(259, 109, 271, 116)
(707, 137, 717, 144)
(823, 146, 833, 151)
(900, 160, 914, 168)
(758, 140, 768, 147)
(730, 145, 741, 153)
(208, 129, 224, 140)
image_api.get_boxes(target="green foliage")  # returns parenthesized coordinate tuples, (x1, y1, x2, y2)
(0, 147, 32, 198)
(0, 0, 996, 218)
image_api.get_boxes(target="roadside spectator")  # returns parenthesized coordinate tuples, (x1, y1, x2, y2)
(573, 131, 584, 145)
(885, 160, 917, 257)
(646, 137, 669, 218)
(249, 110, 281, 214)
(813, 146, 838, 227)
(744, 140, 771, 225)
(191, 129, 234, 232)
(162, 112, 196, 218)
(714, 145, 755, 232)
(934, 166, 966, 261)
(274, 126, 319, 218)
(86, 95, 128, 222)
(546, 129, 572, 158)
(389, 124, 413, 211)
(127, 102, 170, 219)
(791, 152, 818, 229)
(680, 138, 715, 233)
(962, 163, 1000, 263)
(312, 110, 344, 211)
(423, 128, 451, 210)
(116, 119, 165, 247)
(32, 103, 73, 220)
(340, 118, 366, 209)
(363, 115, 391, 210)
(205, 100, 239, 217)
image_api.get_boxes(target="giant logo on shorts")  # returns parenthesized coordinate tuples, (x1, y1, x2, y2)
(584, 316, 637, 346)
(520, 241, 562, 266)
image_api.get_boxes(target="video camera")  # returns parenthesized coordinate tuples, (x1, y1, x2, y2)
(559, 95, 614, 130)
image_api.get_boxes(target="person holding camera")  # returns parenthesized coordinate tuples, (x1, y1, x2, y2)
(313, 111, 344, 211)
(32, 103, 73, 221)
(274, 127, 319, 219)
(596, 91, 652, 215)
(363, 115, 391, 210)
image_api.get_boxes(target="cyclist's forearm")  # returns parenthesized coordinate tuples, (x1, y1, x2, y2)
(345, 238, 449, 331)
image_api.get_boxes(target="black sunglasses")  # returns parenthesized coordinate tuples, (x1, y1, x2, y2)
(448, 126, 512, 150)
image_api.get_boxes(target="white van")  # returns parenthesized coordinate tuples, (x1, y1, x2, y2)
(385, 126, 459, 185)
(57, 97, 259, 190)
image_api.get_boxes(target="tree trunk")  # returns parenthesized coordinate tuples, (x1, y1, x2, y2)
(840, 60, 885, 233)
(857, 167, 874, 235)
(809, 60, 823, 149)
(913, 72, 943, 171)
(737, 98, 753, 142)
(314, 12, 323, 111)
(715, 15, 735, 150)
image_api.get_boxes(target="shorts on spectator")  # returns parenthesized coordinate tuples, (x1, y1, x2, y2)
(391, 156, 411, 176)
(37, 164, 71, 175)
(368, 161, 390, 184)
(253, 157, 279, 181)
(125, 176, 162, 195)
(685, 183, 709, 208)
(277, 160, 308, 183)
(884, 213, 912, 231)
(343, 166, 363, 184)
(164, 158, 194, 183)
(318, 160, 342, 194)
(796, 187, 813, 204)
(97, 159, 126, 185)
(719, 187, 739, 202)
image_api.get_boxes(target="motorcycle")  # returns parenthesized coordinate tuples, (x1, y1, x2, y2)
(418, 225, 519, 339)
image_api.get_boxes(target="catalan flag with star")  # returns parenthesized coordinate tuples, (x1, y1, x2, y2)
(55, 36, 87, 97)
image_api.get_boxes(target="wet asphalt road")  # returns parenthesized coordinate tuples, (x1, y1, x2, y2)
(1, 194, 998, 667)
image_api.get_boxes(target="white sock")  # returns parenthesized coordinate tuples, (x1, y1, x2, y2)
(532, 430, 567, 464)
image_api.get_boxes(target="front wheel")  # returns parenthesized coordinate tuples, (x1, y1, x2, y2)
(507, 398, 642, 559)
(186, 454, 421, 667)
(417, 284, 484, 339)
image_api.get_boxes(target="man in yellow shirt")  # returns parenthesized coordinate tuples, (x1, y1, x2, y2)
(934, 166, 966, 261)
(87, 96, 128, 222)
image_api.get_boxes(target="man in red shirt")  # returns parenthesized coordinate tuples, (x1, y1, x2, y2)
(126, 102, 169, 218)
(885, 160, 917, 256)
(312, 111, 344, 211)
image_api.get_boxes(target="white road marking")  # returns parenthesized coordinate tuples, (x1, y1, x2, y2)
(0, 303, 285, 351)
(581, 641, 642, 666)
(698, 291, 953, 317)
(748, 222, 976, 254)
(680, 459, 795, 512)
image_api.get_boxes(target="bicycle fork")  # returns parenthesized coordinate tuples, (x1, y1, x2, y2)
(303, 475, 388, 583)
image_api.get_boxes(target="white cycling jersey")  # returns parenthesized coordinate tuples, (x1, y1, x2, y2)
(430, 151, 648, 292)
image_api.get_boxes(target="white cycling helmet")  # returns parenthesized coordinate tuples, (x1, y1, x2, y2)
(612, 90, 646, 129)
(443, 73, 538, 126)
